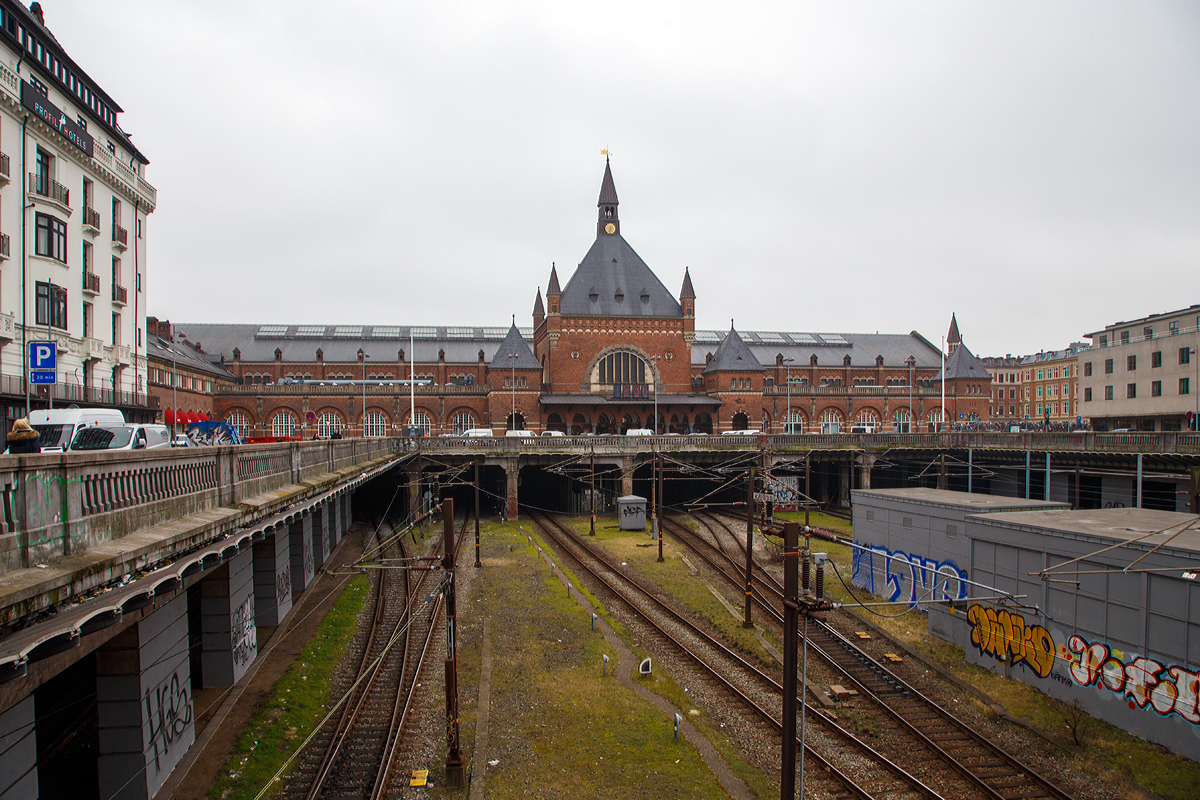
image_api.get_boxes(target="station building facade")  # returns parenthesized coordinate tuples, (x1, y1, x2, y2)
(0, 2, 157, 437)
(177, 161, 992, 438)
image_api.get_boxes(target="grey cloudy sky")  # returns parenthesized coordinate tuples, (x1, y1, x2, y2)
(47, 0, 1200, 358)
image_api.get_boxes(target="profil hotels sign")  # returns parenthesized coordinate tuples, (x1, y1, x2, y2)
(21, 81, 94, 157)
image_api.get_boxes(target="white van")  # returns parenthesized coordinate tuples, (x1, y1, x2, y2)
(461, 428, 495, 438)
(504, 429, 535, 438)
(625, 428, 654, 436)
(70, 424, 171, 451)
(540, 430, 566, 437)
(30, 408, 126, 452)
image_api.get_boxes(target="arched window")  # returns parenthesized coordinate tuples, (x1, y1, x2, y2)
(893, 409, 912, 433)
(409, 411, 431, 435)
(318, 413, 342, 438)
(593, 351, 649, 386)
(784, 411, 804, 434)
(363, 412, 388, 437)
(731, 412, 749, 430)
(271, 412, 296, 438)
(452, 412, 474, 435)
(693, 412, 713, 434)
(820, 410, 841, 434)
(571, 413, 591, 435)
(670, 412, 689, 434)
(620, 413, 641, 433)
(227, 412, 250, 440)
(856, 411, 878, 433)
(759, 413, 770, 433)
(927, 408, 944, 432)
(596, 412, 616, 435)
(506, 412, 525, 431)
(546, 413, 566, 432)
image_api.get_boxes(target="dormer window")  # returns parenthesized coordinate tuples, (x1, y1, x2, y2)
(614, 287, 624, 302)
(640, 289, 650, 303)
(588, 287, 598, 302)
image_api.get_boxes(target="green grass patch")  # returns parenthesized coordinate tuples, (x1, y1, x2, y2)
(208, 576, 369, 800)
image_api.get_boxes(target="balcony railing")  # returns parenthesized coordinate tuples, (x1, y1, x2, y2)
(0, 233, 9, 258)
(112, 225, 128, 247)
(83, 206, 100, 230)
(82, 271, 100, 293)
(28, 173, 68, 205)
(112, 284, 127, 305)
(0, 153, 9, 181)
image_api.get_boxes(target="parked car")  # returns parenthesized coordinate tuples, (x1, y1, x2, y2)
(540, 430, 566, 437)
(504, 429, 535, 438)
(30, 408, 125, 452)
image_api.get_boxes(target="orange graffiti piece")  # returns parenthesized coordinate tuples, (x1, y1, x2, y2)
(967, 603, 1056, 679)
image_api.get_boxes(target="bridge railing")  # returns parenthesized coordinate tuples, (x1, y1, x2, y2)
(0, 438, 407, 575)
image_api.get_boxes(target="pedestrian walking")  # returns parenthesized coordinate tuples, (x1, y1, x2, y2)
(5, 419, 41, 454)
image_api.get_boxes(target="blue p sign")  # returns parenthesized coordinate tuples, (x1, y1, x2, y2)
(30, 341, 56, 370)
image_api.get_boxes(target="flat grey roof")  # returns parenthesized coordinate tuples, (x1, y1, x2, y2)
(970, 507, 1200, 555)
(853, 488, 1071, 512)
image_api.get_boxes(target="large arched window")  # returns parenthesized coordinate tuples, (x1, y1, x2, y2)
(593, 351, 648, 386)
(620, 412, 641, 433)
(409, 411, 431, 435)
(227, 412, 250, 440)
(571, 413, 591, 435)
(855, 411, 878, 433)
(820, 410, 841, 434)
(452, 412, 475, 435)
(546, 412, 566, 432)
(927, 408, 944, 432)
(363, 412, 388, 437)
(318, 412, 342, 438)
(693, 412, 713, 434)
(596, 413, 616, 435)
(783, 411, 804, 434)
(271, 412, 296, 438)
(893, 409, 912, 433)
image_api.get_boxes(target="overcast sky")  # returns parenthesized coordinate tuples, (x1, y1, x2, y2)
(44, 0, 1200, 358)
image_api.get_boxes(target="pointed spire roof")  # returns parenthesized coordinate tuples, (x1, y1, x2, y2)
(680, 267, 695, 300)
(547, 263, 561, 296)
(598, 157, 619, 206)
(935, 341, 990, 382)
(533, 288, 544, 317)
(947, 313, 961, 345)
(703, 324, 763, 374)
(489, 322, 540, 370)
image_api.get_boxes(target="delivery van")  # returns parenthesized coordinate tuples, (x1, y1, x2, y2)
(70, 424, 171, 451)
(29, 408, 126, 452)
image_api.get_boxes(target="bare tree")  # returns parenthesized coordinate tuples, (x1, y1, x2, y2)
(1057, 698, 1092, 747)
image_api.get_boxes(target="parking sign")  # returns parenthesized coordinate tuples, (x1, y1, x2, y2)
(29, 341, 56, 371)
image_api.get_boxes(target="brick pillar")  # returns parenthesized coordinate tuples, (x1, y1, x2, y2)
(860, 454, 875, 490)
(289, 514, 315, 596)
(506, 457, 519, 520)
(311, 505, 329, 568)
(198, 548, 257, 687)
(253, 525, 292, 627)
(96, 593, 194, 800)
(0, 696, 36, 800)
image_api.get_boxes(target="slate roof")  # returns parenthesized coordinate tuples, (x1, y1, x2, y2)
(702, 327, 763, 374)
(680, 268, 695, 300)
(598, 159, 619, 206)
(547, 264, 561, 296)
(488, 324, 541, 370)
(533, 289, 544, 317)
(947, 313, 961, 345)
(146, 333, 237, 382)
(540, 392, 721, 407)
(690, 330, 943, 369)
(558, 235, 683, 318)
(935, 342, 991, 382)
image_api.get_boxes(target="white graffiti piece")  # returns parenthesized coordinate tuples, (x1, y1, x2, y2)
(145, 668, 192, 773)
(852, 543, 968, 604)
(230, 595, 257, 670)
(1067, 635, 1200, 725)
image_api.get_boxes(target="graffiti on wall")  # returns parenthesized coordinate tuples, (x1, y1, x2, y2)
(230, 595, 257, 671)
(145, 667, 192, 774)
(852, 543, 968, 605)
(967, 604, 1056, 679)
(1067, 635, 1200, 725)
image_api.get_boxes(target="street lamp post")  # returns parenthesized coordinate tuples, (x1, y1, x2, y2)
(649, 355, 662, 434)
(1192, 348, 1199, 432)
(361, 351, 370, 437)
(507, 352, 519, 430)
(171, 342, 177, 438)
(783, 357, 795, 433)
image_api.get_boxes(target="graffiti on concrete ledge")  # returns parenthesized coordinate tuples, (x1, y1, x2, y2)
(852, 543, 968, 605)
(1067, 634, 1200, 725)
(967, 604, 1056, 679)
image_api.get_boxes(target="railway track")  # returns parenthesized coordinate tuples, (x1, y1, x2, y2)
(678, 510, 1076, 800)
(529, 509, 938, 800)
(283, 507, 464, 800)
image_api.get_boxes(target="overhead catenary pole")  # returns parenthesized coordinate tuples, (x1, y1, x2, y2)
(657, 451, 665, 563)
(474, 457, 481, 568)
(940, 335, 946, 433)
(361, 351, 369, 437)
(590, 445, 596, 535)
(442, 498, 465, 786)
(780, 520, 800, 799)
(743, 465, 755, 628)
(409, 327, 415, 433)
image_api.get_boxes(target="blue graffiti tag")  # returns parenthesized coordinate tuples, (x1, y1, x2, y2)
(852, 542, 968, 605)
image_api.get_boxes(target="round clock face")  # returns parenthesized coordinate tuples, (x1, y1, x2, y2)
(604, 222, 616, 234)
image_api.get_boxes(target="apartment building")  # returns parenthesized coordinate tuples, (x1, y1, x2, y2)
(1078, 304, 1200, 431)
(1020, 344, 1084, 424)
(0, 2, 156, 431)
(981, 354, 1023, 420)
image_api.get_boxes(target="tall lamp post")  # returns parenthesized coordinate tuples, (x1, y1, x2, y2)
(649, 355, 661, 434)
(171, 342, 177, 438)
(1192, 348, 1199, 432)
(507, 351, 519, 430)
(361, 351, 370, 437)
(783, 357, 795, 433)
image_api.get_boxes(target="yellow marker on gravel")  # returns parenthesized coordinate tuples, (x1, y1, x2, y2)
(410, 769, 429, 787)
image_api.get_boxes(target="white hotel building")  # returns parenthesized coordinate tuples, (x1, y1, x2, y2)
(0, 1, 156, 430)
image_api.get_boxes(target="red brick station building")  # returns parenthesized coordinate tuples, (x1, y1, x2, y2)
(172, 162, 992, 439)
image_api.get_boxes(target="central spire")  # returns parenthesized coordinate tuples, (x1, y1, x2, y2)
(597, 156, 619, 237)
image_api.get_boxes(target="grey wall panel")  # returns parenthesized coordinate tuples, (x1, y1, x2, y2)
(1148, 614, 1187, 661)
(0, 696, 35, 800)
(290, 514, 315, 594)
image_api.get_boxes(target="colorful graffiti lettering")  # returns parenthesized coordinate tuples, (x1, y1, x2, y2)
(852, 543, 968, 605)
(967, 604, 1056, 679)
(1067, 635, 1200, 725)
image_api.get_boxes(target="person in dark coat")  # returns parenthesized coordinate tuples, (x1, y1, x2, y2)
(6, 418, 41, 454)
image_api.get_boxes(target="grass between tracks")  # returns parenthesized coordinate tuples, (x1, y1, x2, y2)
(457, 519, 773, 799)
(207, 576, 369, 800)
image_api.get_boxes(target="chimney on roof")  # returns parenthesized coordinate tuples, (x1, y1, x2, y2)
(30, 3, 44, 25)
